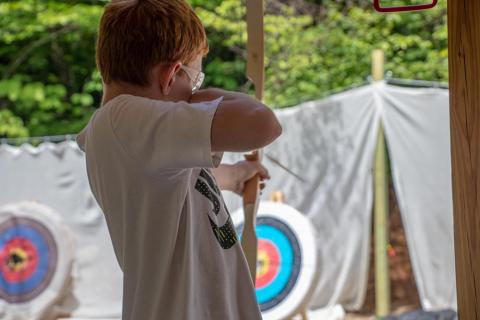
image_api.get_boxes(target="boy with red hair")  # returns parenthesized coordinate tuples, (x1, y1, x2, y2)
(76, 0, 281, 319)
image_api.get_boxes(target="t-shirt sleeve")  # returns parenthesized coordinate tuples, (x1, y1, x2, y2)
(108, 96, 224, 172)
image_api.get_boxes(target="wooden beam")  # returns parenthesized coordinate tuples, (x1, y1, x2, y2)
(372, 49, 385, 82)
(448, 1, 480, 318)
(372, 49, 391, 317)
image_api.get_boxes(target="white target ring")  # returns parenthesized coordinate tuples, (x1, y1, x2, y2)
(0, 201, 75, 319)
(232, 201, 320, 320)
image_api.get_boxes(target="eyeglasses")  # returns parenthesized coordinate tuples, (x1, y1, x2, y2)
(179, 65, 205, 92)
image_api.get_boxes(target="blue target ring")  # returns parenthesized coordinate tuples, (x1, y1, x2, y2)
(0, 217, 58, 303)
(255, 225, 293, 303)
(0, 226, 50, 295)
(236, 216, 302, 312)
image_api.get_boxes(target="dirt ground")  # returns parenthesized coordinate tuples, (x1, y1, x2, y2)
(346, 180, 421, 319)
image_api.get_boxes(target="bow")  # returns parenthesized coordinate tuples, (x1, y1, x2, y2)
(241, 0, 264, 285)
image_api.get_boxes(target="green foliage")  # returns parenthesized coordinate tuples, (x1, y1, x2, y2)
(0, 0, 103, 138)
(0, 0, 447, 138)
(197, 0, 447, 107)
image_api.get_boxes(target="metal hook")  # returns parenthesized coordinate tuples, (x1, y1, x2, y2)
(373, 0, 438, 13)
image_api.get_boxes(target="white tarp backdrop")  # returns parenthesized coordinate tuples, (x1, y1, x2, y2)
(380, 84, 457, 310)
(222, 84, 380, 310)
(0, 82, 456, 317)
(0, 142, 123, 318)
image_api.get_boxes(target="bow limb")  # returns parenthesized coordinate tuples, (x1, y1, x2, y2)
(242, 151, 261, 284)
(242, 0, 264, 285)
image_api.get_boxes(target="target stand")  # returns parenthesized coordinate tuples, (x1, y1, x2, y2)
(232, 201, 320, 320)
(0, 202, 75, 320)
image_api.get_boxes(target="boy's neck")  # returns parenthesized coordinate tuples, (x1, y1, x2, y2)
(101, 82, 188, 107)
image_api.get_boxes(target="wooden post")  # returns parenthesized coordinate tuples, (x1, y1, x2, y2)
(372, 50, 385, 82)
(270, 191, 285, 203)
(372, 49, 391, 318)
(448, 1, 480, 317)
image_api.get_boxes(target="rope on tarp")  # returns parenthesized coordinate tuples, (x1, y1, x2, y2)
(383, 73, 448, 89)
(0, 134, 77, 146)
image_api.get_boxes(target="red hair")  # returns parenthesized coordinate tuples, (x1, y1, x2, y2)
(96, 0, 209, 86)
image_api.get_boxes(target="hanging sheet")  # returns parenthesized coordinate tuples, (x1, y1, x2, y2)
(380, 83, 456, 310)
(0, 142, 123, 318)
(222, 85, 380, 310)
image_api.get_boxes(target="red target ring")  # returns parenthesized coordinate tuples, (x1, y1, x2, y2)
(0, 237, 39, 283)
(256, 239, 280, 289)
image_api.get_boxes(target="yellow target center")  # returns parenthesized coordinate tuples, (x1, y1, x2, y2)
(256, 251, 270, 277)
(7, 248, 27, 271)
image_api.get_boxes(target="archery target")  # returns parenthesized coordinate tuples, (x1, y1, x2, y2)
(232, 201, 319, 320)
(0, 202, 75, 320)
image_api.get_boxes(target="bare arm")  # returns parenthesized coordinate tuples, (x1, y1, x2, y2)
(211, 161, 270, 195)
(211, 164, 237, 192)
(190, 88, 282, 152)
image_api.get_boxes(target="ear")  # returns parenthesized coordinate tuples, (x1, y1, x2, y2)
(159, 62, 182, 95)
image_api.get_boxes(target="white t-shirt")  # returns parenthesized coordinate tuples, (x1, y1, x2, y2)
(76, 94, 262, 320)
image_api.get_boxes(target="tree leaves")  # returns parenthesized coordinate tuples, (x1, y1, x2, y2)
(0, 0, 448, 138)
(0, 0, 100, 138)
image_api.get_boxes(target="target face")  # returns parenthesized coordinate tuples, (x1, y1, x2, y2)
(0, 217, 58, 303)
(233, 202, 319, 320)
(236, 217, 301, 311)
(0, 202, 74, 319)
